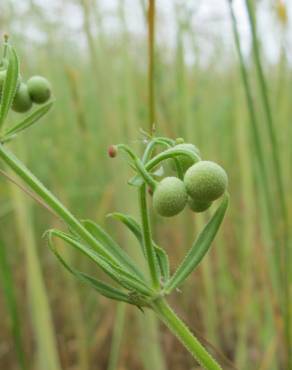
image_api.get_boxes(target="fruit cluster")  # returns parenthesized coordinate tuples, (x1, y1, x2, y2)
(153, 143, 228, 217)
(0, 72, 51, 113)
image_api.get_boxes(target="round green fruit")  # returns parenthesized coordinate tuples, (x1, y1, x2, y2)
(27, 76, 51, 104)
(184, 161, 228, 202)
(172, 143, 200, 173)
(153, 177, 188, 217)
(189, 198, 212, 213)
(12, 83, 33, 113)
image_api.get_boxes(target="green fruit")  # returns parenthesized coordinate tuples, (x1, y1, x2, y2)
(184, 161, 228, 202)
(27, 76, 51, 104)
(189, 198, 212, 213)
(172, 143, 201, 173)
(153, 177, 188, 217)
(12, 83, 33, 113)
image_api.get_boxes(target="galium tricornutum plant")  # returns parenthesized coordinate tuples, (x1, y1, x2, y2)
(0, 41, 229, 370)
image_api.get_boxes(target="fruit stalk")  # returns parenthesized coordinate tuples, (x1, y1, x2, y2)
(139, 184, 160, 288)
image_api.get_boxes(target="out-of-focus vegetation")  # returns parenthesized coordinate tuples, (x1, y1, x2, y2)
(0, 1, 291, 369)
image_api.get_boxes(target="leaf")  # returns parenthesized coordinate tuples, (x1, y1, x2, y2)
(0, 46, 19, 128)
(154, 245, 170, 282)
(128, 174, 144, 187)
(108, 212, 143, 244)
(108, 212, 170, 281)
(164, 194, 229, 293)
(82, 219, 145, 281)
(47, 229, 153, 297)
(49, 238, 134, 304)
(3, 101, 54, 141)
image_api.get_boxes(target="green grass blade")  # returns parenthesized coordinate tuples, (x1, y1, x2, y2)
(108, 212, 169, 281)
(107, 212, 143, 245)
(244, 1, 291, 365)
(0, 238, 28, 370)
(165, 194, 229, 293)
(9, 182, 62, 370)
(48, 229, 153, 296)
(153, 244, 169, 282)
(3, 101, 54, 140)
(107, 303, 127, 370)
(49, 238, 133, 304)
(0, 46, 19, 129)
(82, 219, 145, 280)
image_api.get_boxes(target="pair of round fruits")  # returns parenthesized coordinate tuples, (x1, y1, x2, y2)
(153, 144, 228, 217)
(0, 72, 51, 113)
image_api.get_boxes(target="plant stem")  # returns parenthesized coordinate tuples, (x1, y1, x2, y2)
(0, 143, 122, 266)
(139, 184, 160, 289)
(245, 0, 288, 228)
(147, 0, 156, 135)
(152, 298, 222, 370)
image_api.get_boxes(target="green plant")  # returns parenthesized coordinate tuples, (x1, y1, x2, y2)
(0, 238, 27, 370)
(170, 142, 201, 173)
(0, 43, 230, 370)
(189, 198, 212, 213)
(12, 83, 32, 113)
(184, 161, 228, 203)
(27, 76, 51, 104)
(153, 176, 187, 217)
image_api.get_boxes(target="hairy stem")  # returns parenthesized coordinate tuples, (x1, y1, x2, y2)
(152, 298, 222, 370)
(0, 143, 124, 267)
(139, 184, 160, 288)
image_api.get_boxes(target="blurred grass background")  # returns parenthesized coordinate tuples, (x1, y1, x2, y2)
(0, 0, 291, 369)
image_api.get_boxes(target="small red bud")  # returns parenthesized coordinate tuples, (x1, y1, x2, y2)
(108, 145, 118, 158)
(148, 187, 154, 196)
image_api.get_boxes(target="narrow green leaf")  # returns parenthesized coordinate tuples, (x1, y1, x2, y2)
(164, 194, 229, 293)
(108, 212, 169, 281)
(48, 229, 153, 296)
(78, 273, 134, 303)
(0, 239, 27, 370)
(49, 238, 133, 304)
(128, 174, 144, 187)
(82, 219, 145, 280)
(0, 46, 19, 128)
(154, 245, 170, 282)
(108, 212, 143, 244)
(3, 101, 54, 140)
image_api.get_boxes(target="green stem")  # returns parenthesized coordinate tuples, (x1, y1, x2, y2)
(245, 0, 288, 226)
(0, 143, 122, 266)
(245, 1, 291, 365)
(148, 0, 156, 135)
(145, 147, 200, 171)
(142, 138, 174, 163)
(135, 159, 157, 190)
(107, 303, 126, 370)
(152, 298, 222, 370)
(116, 144, 157, 189)
(0, 239, 28, 370)
(227, 0, 273, 220)
(139, 184, 160, 289)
